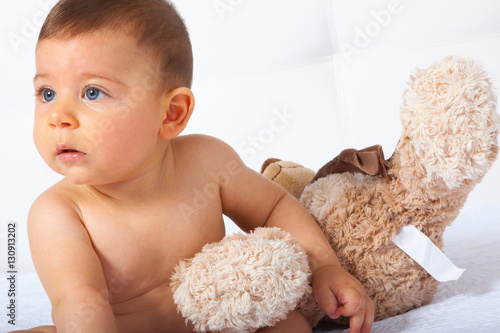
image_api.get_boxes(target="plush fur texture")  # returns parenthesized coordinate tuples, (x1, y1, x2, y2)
(272, 56, 499, 323)
(171, 56, 499, 332)
(170, 227, 312, 332)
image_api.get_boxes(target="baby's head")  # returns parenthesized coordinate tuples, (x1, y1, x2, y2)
(38, 0, 193, 91)
(34, 0, 196, 185)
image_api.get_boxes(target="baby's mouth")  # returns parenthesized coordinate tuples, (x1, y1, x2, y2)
(57, 146, 79, 154)
(57, 145, 87, 162)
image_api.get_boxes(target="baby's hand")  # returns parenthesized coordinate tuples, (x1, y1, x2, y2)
(312, 265, 374, 333)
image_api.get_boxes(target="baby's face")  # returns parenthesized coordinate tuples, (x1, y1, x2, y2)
(34, 31, 168, 185)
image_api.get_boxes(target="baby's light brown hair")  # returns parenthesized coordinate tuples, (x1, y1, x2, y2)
(38, 0, 193, 91)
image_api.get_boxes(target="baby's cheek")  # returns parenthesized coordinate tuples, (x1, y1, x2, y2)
(100, 101, 162, 156)
(32, 125, 51, 159)
(105, 124, 152, 159)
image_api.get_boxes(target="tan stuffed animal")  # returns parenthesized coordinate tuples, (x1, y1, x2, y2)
(171, 56, 499, 332)
(262, 56, 499, 323)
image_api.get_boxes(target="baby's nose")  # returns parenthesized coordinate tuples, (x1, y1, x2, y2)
(48, 107, 79, 129)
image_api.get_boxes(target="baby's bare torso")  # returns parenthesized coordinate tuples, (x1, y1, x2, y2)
(65, 138, 227, 332)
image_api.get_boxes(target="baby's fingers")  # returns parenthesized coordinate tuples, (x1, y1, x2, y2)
(334, 289, 374, 333)
(334, 286, 361, 318)
(346, 295, 374, 333)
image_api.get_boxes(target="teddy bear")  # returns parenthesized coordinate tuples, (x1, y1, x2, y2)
(170, 56, 499, 332)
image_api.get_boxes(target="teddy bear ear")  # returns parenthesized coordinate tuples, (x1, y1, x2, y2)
(261, 159, 316, 199)
(260, 158, 282, 174)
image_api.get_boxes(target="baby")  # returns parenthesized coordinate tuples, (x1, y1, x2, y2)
(14, 0, 374, 332)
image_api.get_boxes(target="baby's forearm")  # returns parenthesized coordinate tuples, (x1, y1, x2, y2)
(52, 286, 117, 333)
(263, 192, 342, 272)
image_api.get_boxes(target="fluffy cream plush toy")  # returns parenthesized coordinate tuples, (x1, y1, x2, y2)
(171, 56, 499, 331)
(171, 227, 313, 332)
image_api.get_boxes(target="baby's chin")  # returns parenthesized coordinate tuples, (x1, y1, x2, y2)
(51, 168, 97, 186)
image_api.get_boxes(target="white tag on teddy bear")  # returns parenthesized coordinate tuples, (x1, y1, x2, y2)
(392, 225, 465, 282)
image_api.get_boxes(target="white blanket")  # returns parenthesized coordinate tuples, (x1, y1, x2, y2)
(2, 206, 499, 332)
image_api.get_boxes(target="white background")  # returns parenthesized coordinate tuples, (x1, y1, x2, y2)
(1, 0, 499, 275)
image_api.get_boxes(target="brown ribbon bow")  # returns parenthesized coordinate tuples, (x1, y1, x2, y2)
(311, 145, 392, 184)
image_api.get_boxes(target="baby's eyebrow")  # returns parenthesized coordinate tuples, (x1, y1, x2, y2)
(33, 73, 50, 83)
(32, 72, 129, 90)
(81, 72, 128, 88)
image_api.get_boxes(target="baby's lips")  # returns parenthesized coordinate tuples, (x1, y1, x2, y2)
(56, 144, 83, 155)
(56, 145, 87, 162)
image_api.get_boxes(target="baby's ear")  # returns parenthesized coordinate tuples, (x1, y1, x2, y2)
(159, 87, 195, 139)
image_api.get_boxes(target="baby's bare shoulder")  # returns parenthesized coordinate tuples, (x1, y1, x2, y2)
(173, 134, 235, 153)
(32, 179, 80, 207)
(29, 179, 84, 229)
(172, 134, 243, 169)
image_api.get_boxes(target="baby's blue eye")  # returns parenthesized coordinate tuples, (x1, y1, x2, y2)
(84, 87, 106, 101)
(42, 89, 57, 102)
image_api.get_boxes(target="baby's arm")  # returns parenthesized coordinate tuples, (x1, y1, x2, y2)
(28, 190, 117, 333)
(212, 139, 373, 333)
